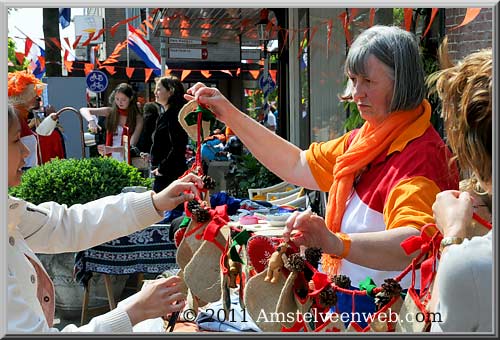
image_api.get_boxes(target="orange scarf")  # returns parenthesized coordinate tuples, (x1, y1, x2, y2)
(322, 100, 431, 276)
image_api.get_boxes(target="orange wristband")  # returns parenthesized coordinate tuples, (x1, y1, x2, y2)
(330, 232, 351, 259)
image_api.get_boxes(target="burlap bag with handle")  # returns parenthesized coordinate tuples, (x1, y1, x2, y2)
(275, 271, 314, 329)
(178, 100, 214, 142)
(175, 219, 207, 270)
(183, 225, 229, 303)
(244, 269, 286, 332)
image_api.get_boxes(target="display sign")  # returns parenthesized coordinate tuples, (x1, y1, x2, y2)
(86, 70, 108, 93)
(168, 48, 208, 60)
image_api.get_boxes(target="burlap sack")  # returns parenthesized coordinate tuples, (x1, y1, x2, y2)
(314, 313, 346, 332)
(244, 269, 286, 332)
(175, 219, 206, 270)
(183, 227, 228, 303)
(275, 271, 299, 329)
(178, 100, 213, 142)
(395, 291, 430, 332)
(367, 296, 404, 332)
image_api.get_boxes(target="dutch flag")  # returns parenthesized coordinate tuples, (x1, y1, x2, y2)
(24, 38, 46, 79)
(127, 24, 161, 76)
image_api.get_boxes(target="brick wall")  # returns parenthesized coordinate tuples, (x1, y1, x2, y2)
(445, 8, 493, 63)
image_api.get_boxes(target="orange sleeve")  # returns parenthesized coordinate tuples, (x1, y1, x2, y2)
(305, 132, 353, 192)
(383, 176, 440, 237)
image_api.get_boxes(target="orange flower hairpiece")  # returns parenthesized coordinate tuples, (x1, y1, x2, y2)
(8, 71, 45, 98)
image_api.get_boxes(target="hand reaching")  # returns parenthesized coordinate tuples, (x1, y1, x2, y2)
(152, 173, 203, 212)
(432, 190, 473, 239)
(122, 276, 186, 326)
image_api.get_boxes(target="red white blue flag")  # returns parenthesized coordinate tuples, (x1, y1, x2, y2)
(127, 24, 161, 76)
(24, 37, 45, 79)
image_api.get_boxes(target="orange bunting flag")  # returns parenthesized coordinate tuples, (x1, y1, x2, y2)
(73, 35, 82, 49)
(201, 70, 212, 78)
(64, 37, 71, 49)
(220, 70, 232, 77)
(81, 32, 96, 47)
(369, 8, 376, 27)
(110, 15, 140, 37)
(144, 68, 154, 83)
(249, 70, 260, 80)
(422, 8, 439, 37)
(102, 65, 116, 75)
(181, 70, 192, 82)
(269, 69, 277, 83)
(144, 19, 154, 30)
(404, 8, 413, 31)
(326, 19, 333, 59)
(92, 28, 106, 42)
(15, 52, 25, 65)
(339, 12, 352, 46)
(49, 37, 62, 50)
(38, 56, 45, 71)
(84, 63, 94, 76)
(126, 67, 135, 79)
(450, 8, 482, 31)
(236, 68, 241, 76)
(64, 60, 73, 73)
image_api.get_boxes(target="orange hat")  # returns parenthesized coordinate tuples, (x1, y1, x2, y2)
(8, 71, 46, 106)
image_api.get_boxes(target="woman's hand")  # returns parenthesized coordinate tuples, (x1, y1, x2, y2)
(97, 144, 107, 156)
(152, 173, 203, 212)
(184, 82, 233, 122)
(88, 119, 101, 134)
(123, 276, 186, 326)
(151, 168, 161, 177)
(432, 190, 473, 238)
(283, 210, 341, 255)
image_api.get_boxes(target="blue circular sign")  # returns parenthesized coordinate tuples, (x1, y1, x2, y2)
(86, 70, 109, 93)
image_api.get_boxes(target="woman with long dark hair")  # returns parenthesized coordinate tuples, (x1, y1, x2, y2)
(150, 75, 189, 192)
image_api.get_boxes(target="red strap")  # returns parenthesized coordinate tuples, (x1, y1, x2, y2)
(473, 212, 492, 230)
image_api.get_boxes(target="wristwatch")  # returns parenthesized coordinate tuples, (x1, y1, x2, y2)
(440, 236, 464, 252)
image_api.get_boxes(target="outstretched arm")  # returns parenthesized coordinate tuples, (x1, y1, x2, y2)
(186, 83, 319, 190)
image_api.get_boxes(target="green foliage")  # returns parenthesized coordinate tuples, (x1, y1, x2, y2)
(9, 157, 152, 206)
(226, 153, 282, 198)
(8, 37, 29, 72)
(342, 100, 365, 131)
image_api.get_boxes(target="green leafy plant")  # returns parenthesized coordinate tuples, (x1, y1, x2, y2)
(226, 153, 281, 198)
(9, 157, 152, 206)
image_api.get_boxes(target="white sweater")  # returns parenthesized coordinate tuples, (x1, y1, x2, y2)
(7, 191, 163, 333)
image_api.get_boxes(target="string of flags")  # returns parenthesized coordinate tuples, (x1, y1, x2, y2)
(10, 8, 484, 82)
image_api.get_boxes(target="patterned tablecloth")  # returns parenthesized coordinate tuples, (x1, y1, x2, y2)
(74, 224, 178, 285)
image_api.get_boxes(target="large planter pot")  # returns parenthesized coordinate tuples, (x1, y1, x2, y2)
(38, 253, 128, 320)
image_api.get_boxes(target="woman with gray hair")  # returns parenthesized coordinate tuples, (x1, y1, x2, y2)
(186, 25, 459, 325)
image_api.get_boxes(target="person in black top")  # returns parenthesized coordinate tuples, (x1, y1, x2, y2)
(136, 101, 160, 154)
(150, 75, 189, 193)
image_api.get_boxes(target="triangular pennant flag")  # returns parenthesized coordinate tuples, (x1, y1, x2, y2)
(236, 67, 241, 76)
(181, 69, 192, 81)
(102, 65, 116, 75)
(37, 56, 45, 71)
(200, 70, 211, 78)
(92, 28, 106, 42)
(81, 32, 96, 46)
(64, 60, 73, 72)
(144, 19, 154, 30)
(221, 70, 232, 76)
(450, 8, 481, 31)
(164, 69, 172, 76)
(404, 8, 413, 31)
(63, 37, 71, 49)
(110, 15, 140, 37)
(422, 9, 439, 37)
(73, 35, 82, 49)
(126, 67, 135, 79)
(269, 69, 277, 83)
(49, 37, 62, 50)
(84, 63, 94, 76)
(249, 70, 260, 80)
(15, 52, 25, 65)
(369, 8, 376, 27)
(326, 18, 333, 59)
(144, 68, 153, 82)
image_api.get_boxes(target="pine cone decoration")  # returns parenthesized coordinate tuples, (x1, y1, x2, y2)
(381, 278, 402, 297)
(318, 286, 337, 308)
(332, 274, 351, 289)
(285, 253, 305, 272)
(304, 247, 322, 268)
(187, 199, 200, 213)
(192, 207, 211, 223)
(202, 175, 216, 190)
(374, 291, 392, 311)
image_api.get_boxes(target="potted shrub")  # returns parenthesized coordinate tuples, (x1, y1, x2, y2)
(9, 157, 152, 319)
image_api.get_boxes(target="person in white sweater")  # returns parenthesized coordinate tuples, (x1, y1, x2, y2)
(7, 105, 203, 333)
(428, 48, 492, 332)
